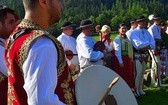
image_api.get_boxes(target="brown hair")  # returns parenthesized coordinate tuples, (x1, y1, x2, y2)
(0, 4, 16, 23)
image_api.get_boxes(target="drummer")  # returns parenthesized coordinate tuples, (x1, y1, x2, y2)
(76, 19, 104, 72)
(57, 21, 80, 80)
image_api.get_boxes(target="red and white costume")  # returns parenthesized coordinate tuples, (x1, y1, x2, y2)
(5, 19, 76, 105)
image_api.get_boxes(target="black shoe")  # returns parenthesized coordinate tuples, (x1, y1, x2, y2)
(133, 91, 141, 99)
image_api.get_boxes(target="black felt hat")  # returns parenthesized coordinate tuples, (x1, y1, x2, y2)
(153, 14, 161, 20)
(61, 21, 75, 29)
(130, 18, 137, 24)
(136, 16, 146, 22)
(77, 19, 94, 29)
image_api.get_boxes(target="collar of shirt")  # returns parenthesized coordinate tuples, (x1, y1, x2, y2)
(62, 33, 72, 38)
(154, 23, 160, 26)
(81, 32, 92, 38)
(137, 26, 144, 30)
(61, 33, 75, 41)
(130, 28, 134, 31)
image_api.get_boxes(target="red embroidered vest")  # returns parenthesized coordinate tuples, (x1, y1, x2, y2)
(5, 19, 76, 105)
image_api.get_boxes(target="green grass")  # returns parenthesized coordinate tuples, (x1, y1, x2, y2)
(138, 84, 168, 105)
(93, 33, 118, 41)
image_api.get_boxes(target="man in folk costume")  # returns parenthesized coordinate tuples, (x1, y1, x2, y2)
(148, 14, 162, 86)
(113, 23, 135, 94)
(160, 22, 168, 76)
(5, 0, 76, 105)
(57, 21, 80, 81)
(0, 5, 18, 105)
(76, 19, 104, 73)
(126, 19, 138, 97)
(128, 16, 155, 96)
(100, 25, 114, 70)
(126, 19, 138, 40)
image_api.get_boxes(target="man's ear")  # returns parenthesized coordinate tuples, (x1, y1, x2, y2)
(38, 0, 49, 8)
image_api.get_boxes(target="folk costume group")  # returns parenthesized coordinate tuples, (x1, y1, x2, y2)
(1, 1, 168, 105)
(57, 15, 167, 101)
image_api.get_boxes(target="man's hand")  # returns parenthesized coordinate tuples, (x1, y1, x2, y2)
(120, 63, 124, 68)
(153, 50, 160, 55)
(141, 45, 150, 52)
(69, 63, 76, 71)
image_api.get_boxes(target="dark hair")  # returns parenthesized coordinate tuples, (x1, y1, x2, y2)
(160, 22, 167, 26)
(130, 18, 137, 24)
(0, 4, 15, 23)
(118, 23, 126, 29)
(136, 16, 146, 22)
(22, 0, 38, 10)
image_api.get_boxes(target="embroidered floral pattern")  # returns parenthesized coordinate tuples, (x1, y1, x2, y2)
(8, 84, 16, 105)
(61, 74, 74, 105)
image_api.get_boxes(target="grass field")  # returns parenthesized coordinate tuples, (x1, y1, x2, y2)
(93, 33, 118, 41)
(93, 34, 168, 105)
(138, 84, 168, 105)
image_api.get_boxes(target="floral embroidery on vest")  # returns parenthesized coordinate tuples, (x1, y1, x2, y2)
(8, 84, 17, 105)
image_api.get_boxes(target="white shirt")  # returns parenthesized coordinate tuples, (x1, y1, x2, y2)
(76, 32, 104, 69)
(128, 27, 155, 50)
(23, 36, 65, 105)
(166, 26, 168, 34)
(0, 38, 8, 76)
(57, 33, 79, 66)
(113, 36, 123, 64)
(126, 28, 134, 41)
(148, 23, 161, 39)
(103, 39, 113, 52)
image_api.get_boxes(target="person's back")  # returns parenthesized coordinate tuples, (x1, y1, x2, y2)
(5, 0, 76, 105)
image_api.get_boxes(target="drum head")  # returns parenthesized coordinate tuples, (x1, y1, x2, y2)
(75, 65, 137, 105)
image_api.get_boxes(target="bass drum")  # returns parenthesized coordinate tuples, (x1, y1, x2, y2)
(75, 65, 138, 105)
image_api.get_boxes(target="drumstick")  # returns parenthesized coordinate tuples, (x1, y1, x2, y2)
(98, 77, 120, 105)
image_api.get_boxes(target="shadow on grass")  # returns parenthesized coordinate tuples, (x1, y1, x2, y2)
(138, 84, 168, 105)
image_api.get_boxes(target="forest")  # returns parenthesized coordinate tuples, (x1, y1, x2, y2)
(0, 0, 168, 36)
